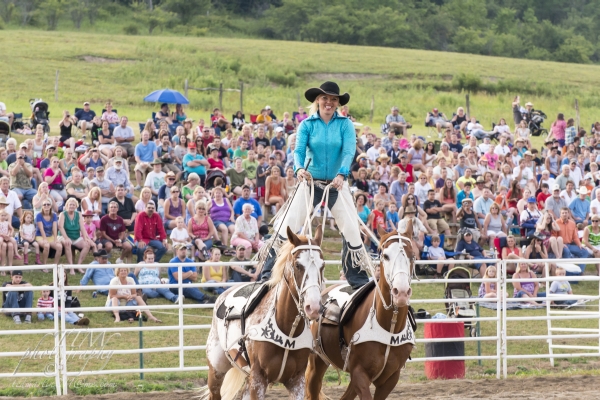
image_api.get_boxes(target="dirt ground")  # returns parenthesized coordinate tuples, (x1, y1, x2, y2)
(10, 374, 599, 399)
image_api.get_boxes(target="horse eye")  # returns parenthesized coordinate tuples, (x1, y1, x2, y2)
(382, 254, 390, 261)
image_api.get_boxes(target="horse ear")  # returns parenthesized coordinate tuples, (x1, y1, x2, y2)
(377, 226, 388, 239)
(313, 224, 323, 246)
(287, 226, 302, 247)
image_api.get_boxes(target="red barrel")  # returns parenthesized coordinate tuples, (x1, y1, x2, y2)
(424, 321, 465, 379)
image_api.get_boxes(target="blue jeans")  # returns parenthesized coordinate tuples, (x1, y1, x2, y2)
(566, 244, 589, 273)
(515, 291, 546, 301)
(205, 279, 234, 295)
(13, 188, 37, 210)
(11, 214, 20, 230)
(59, 311, 80, 325)
(170, 286, 207, 302)
(3, 291, 32, 316)
(143, 287, 178, 302)
(136, 240, 167, 263)
(37, 312, 54, 321)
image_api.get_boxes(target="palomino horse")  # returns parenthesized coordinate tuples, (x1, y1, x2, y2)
(203, 226, 325, 400)
(306, 225, 415, 400)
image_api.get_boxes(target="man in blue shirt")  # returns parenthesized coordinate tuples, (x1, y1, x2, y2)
(134, 130, 158, 190)
(233, 185, 263, 226)
(73, 101, 96, 132)
(79, 250, 113, 296)
(569, 186, 591, 226)
(168, 244, 216, 304)
(182, 142, 208, 179)
(270, 127, 286, 151)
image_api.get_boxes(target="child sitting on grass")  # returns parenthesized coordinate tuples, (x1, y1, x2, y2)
(37, 288, 54, 321)
(478, 265, 498, 299)
(549, 267, 582, 306)
(427, 235, 452, 279)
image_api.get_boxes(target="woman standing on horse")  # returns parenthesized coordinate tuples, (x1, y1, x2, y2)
(258, 81, 370, 289)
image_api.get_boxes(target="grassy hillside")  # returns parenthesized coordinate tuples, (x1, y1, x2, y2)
(3, 30, 600, 135)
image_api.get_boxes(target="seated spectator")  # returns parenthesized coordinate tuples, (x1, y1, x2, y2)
(163, 185, 185, 230)
(206, 145, 225, 171)
(569, 186, 591, 227)
(35, 201, 63, 267)
(58, 198, 92, 269)
(427, 234, 451, 278)
(168, 243, 216, 304)
(145, 160, 166, 202)
(135, 187, 153, 214)
(520, 197, 542, 237)
(265, 164, 286, 213)
(555, 207, 589, 266)
(232, 111, 245, 130)
(108, 266, 161, 323)
(44, 156, 67, 207)
(33, 182, 57, 217)
(451, 107, 468, 134)
(231, 203, 263, 259)
(2, 270, 32, 324)
(79, 250, 114, 296)
(233, 185, 263, 225)
(437, 178, 458, 222)
(478, 266, 499, 299)
(202, 248, 229, 295)
(182, 173, 201, 202)
(73, 101, 96, 132)
(52, 272, 90, 326)
(134, 200, 168, 262)
(36, 287, 54, 321)
(90, 166, 115, 212)
(458, 198, 481, 242)
(423, 189, 450, 236)
(583, 216, 600, 275)
(81, 187, 102, 227)
(98, 120, 116, 158)
(227, 157, 251, 196)
(549, 267, 579, 306)
(386, 106, 409, 136)
(134, 131, 158, 190)
(158, 134, 181, 180)
(106, 157, 135, 199)
(188, 200, 216, 261)
(183, 142, 208, 185)
(456, 182, 474, 207)
(243, 150, 259, 186)
(512, 262, 543, 306)
(170, 216, 191, 249)
(425, 108, 451, 134)
(172, 103, 187, 124)
(467, 117, 494, 140)
(210, 187, 235, 251)
(155, 103, 173, 124)
(134, 248, 180, 303)
(482, 202, 507, 247)
(80, 147, 109, 172)
(229, 244, 257, 282)
(456, 230, 490, 277)
(397, 205, 428, 259)
(186, 186, 210, 221)
(9, 150, 36, 210)
(113, 117, 135, 158)
(100, 201, 133, 264)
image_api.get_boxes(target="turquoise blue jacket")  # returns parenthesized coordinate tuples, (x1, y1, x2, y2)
(294, 111, 355, 180)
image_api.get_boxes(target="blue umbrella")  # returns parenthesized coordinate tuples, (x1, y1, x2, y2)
(143, 89, 189, 105)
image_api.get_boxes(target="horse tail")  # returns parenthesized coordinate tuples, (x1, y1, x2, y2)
(220, 367, 247, 400)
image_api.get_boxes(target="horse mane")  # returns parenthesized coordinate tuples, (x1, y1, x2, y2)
(266, 235, 310, 288)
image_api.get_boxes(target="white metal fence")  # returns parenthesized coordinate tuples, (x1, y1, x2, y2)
(1, 258, 599, 395)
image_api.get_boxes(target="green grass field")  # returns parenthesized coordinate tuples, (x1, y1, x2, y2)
(2, 29, 600, 136)
(2, 29, 600, 395)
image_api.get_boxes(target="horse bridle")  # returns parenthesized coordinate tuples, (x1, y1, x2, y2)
(376, 234, 416, 312)
(283, 240, 324, 318)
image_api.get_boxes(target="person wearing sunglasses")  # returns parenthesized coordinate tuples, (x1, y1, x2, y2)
(583, 215, 600, 274)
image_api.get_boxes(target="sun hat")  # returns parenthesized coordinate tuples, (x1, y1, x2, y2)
(525, 102, 533, 107)
(476, 176, 484, 183)
(236, 245, 246, 251)
(404, 205, 417, 214)
(461, 198, 473, 204)
(356, 153, 368, 163)
(579, 187, 589, 195)
(82, 210, 94, 217)
(376, 154, 390, 162)
(304, 81, 350, 106)
(150, 159, 162, 165)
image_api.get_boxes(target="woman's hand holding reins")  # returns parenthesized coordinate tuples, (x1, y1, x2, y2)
(297, 169, 312, 182)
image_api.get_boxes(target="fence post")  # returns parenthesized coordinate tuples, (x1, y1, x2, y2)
(240, 81, 244, 114)
(55, 70, 59, 102)
(297, 92, 301, 107)
(179, 265, 184, 369)
(53, 263, 62, 396)
(139, 317, 144, 380)
(219, 83, 223, 111)
(369, 95, 374, 123)
(59, 264, 68, 394)
(575, 98, 580, 133)
(184, 79, 188, 99)
(546, 263, 555, 367)
(501, 259, 508, 379)
(495, 259, 502, 379)
(465, 93, 470, 120)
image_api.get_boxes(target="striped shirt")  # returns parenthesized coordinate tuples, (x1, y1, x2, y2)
(37, 297, 54, 309)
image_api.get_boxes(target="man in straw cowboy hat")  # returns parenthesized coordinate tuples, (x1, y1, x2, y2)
(257, 82, 370, 289)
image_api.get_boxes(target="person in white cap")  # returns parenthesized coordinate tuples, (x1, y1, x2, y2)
(569, 186, 591, 226)
(545, 184, 568, 220)
(270, 126, 286, 152)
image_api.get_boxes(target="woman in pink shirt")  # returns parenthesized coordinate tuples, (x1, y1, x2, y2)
(549, 113, 566, 149)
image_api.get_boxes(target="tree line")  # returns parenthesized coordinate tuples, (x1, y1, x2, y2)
(3, 0, 600, 64)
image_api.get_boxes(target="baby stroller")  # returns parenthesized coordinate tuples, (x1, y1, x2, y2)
(205, 169, 227, 191)
(0, 120, 9, 146)
(444, 267, 477, 337)
(528, 110, 547, 137)
(29, 98, 50, 133)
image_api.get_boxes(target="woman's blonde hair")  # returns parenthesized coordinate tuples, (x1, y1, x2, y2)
(195, 200, 208, 210)
(140, 187, 152, 198)
(308, 94, 339, 116)
(413, 139, 423, 151)
(483, 265, 496, 278)
(89, 187, 101, 201)
(515, 262, 530, 275)
(65, 198, 79, 209)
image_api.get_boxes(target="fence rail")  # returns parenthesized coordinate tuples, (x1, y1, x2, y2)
(1, 258, 599, 395)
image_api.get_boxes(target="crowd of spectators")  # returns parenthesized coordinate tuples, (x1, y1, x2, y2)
(2, 97, 599, 323)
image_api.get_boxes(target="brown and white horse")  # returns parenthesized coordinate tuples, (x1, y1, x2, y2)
(306, 225, 415, 400)
(203, 226, 325, 400)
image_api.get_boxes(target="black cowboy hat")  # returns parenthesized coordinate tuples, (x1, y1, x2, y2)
(304, 81, 350, 106)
